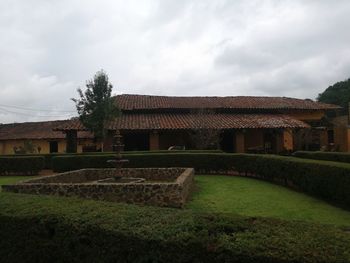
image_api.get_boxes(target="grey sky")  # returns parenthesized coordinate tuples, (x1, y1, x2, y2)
(1, 0, 350, 123)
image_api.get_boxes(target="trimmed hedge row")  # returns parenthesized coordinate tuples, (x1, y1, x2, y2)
(235, 155, 350, 208)
(52, 153, 350, 208)
(293, 151, 350, 163)
(52, 153, 234, 173)
(6, 150, 222, 169)
(0, 192, 349, 263)
(0, 156, 44, 175)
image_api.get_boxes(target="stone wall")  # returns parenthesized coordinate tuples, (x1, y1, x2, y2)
(19, 168, 186, 183)
(175, 168, 195, 204)
(3, 168, 194, 208)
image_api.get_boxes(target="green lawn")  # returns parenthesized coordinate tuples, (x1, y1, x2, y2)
(2, 175, 350, 227)
(0, 176, 36, 187)
(187, 175, 350, 226)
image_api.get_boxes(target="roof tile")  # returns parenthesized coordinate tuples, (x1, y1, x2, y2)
(115, 94, 340, 111)
(0, 120, 93, 140)
(56, 113, 309, 131)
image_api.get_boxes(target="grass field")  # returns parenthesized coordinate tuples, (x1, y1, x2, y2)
(187, 175, 350, 226)
(0, 176, 36, 187)
(2, 175, 350, 226)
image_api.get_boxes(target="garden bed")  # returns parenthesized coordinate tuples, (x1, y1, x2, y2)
(2, 168, 194, 208)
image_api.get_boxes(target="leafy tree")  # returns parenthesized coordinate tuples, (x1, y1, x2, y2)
(72, 70, 120, 151)
(317, 78, 350, 111)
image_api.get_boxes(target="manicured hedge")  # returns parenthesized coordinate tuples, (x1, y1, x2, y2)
(0, 192, 349, 263)
(52, 153, 233, 173)
(3, 153, 63, 169)
(52, 153, 350, 208)
(0, 156, 44, 175)
(6, 150, 222, 169)
(234, 155, 350, 208)
(293, 151, 350, 163)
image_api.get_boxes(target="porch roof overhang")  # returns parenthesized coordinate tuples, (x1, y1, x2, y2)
(0, 120, 93, 140)
(55, 113, 310, 132)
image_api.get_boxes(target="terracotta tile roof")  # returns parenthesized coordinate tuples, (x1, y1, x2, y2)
(115, 94, 340, 111)
(0, 120, 93, 140)
(56, 113, 309, 131)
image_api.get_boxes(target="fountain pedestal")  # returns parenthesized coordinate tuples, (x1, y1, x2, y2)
(103, 130, 144, 183)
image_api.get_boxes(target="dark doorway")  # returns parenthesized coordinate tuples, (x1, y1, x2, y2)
(49, 141, 58, 153)
(327, 130, 334, 144)
(220, 130, 234, 152)
(123, 132, 150, 151)
(263, 131, 277, 153)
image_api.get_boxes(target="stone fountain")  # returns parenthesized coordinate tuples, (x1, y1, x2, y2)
(98, 130, 145, 183)
(107, 130, 130, 179)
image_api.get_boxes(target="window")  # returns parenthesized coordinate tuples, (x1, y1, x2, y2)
(49, 141, 58, 153)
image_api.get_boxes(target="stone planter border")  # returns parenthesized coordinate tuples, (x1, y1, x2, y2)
(2, 168, 195, 208)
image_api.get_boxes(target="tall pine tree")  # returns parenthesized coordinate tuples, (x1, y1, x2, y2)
(72, 70, 120, 151)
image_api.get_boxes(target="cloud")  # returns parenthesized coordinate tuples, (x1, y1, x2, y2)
(0, 73, 77, 123)
(0, 0, 350, 122)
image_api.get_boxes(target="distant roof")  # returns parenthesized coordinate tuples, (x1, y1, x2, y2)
(115, 94, 340, 111)
(0, 120, 93, 140)
(56, 113, 309, 131)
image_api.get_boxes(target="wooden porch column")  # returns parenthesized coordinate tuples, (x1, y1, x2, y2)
(66, 130, 77, 153)
(235, 131, 245, 153)
(319, 129, 328, 149)
(149, 131, 160, 151)
(275, 130, 284, 153)
(283, 129, 293, 151)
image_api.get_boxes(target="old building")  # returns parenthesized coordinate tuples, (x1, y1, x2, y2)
(0, 120, 94, 154)
(55, 94, 346, 153)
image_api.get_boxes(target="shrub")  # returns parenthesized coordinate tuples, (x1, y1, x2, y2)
(0, 156, 44, 175)
(4, 153, 61, 169)
(52, 153, 235, 173)
(52, 153, 350, 208)
(5, 150, 223, 169)
(0, 192, 349, 263)
(234, 155, 350, 208)
(293, 151, 350, 163)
